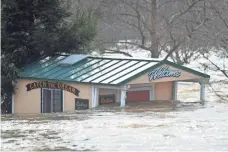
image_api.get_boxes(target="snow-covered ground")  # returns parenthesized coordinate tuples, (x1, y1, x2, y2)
(1, 50, 228, 151)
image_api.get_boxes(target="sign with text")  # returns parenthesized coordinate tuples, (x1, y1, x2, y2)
(99, 94, 115, 104)
(75, 99, 89, 110)
(148, 66, 181, 81)
(26, 81, 80, 96)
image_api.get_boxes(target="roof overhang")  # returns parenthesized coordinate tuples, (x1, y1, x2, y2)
(121, 60, 210, 85)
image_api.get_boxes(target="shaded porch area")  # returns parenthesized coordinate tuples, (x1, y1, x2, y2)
(92, 79, 208, 109)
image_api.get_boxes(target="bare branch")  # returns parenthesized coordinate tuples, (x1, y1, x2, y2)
(164, 38, 186, 60)
(209, 1, 228, 29)
(164, 3, 208, 61)
(95, 40, 152, 52)
(209, 83, 228, 102)
(168, 0, 200, 25)
(103, 49, 133, 57)
(200, 52, 228, 78)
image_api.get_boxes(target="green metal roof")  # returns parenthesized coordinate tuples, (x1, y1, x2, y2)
(19, 55, 160, 85)
(19, 54, 210, 85)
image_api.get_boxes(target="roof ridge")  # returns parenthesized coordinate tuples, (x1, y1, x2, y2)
(88, 55, 162, 62)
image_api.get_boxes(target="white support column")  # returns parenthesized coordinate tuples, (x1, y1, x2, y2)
(150, 84, 155, 101)
(92, 85, 94, 107)
(200, 83, 205, 102)
(92, 85, 98, 108)
(95, 87, 99, 107)
(172, 81, 178, 100)
(120, 86, 127, 107)
(116, 90, 120, 103)
(62, 90, 64, 112)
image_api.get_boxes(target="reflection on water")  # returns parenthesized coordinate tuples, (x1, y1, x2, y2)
(1, 83, 228, 151)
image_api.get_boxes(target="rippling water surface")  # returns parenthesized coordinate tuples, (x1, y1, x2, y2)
(1, 82, 228, 151)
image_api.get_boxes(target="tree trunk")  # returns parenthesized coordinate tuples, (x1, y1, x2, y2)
(151, 0, 159, 58)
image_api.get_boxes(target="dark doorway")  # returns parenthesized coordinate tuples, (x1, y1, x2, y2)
(127, 90, 150, 102)
(41, 88, 63, 113)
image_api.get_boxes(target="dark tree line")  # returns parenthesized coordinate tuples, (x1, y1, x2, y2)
(1, 0, 97, 113)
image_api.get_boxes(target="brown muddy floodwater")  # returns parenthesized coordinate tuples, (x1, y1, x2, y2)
(1, 82, 228, 151)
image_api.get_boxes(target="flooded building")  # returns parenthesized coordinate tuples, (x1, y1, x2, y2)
(13, 54, 210, 113)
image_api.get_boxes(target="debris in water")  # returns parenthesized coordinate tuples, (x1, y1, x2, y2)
(119, 124, 151, 128)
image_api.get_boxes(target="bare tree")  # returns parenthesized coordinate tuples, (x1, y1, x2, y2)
(91, 0, 207, 63)
(197, 0, 228, 79)
(161, 0, 208, 62)
(194, 0, 228, 101)
(70, 0, 227, 67)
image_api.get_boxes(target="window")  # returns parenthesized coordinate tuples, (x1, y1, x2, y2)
(41, 88, 63, 113)
(75, 98, 89, 110)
